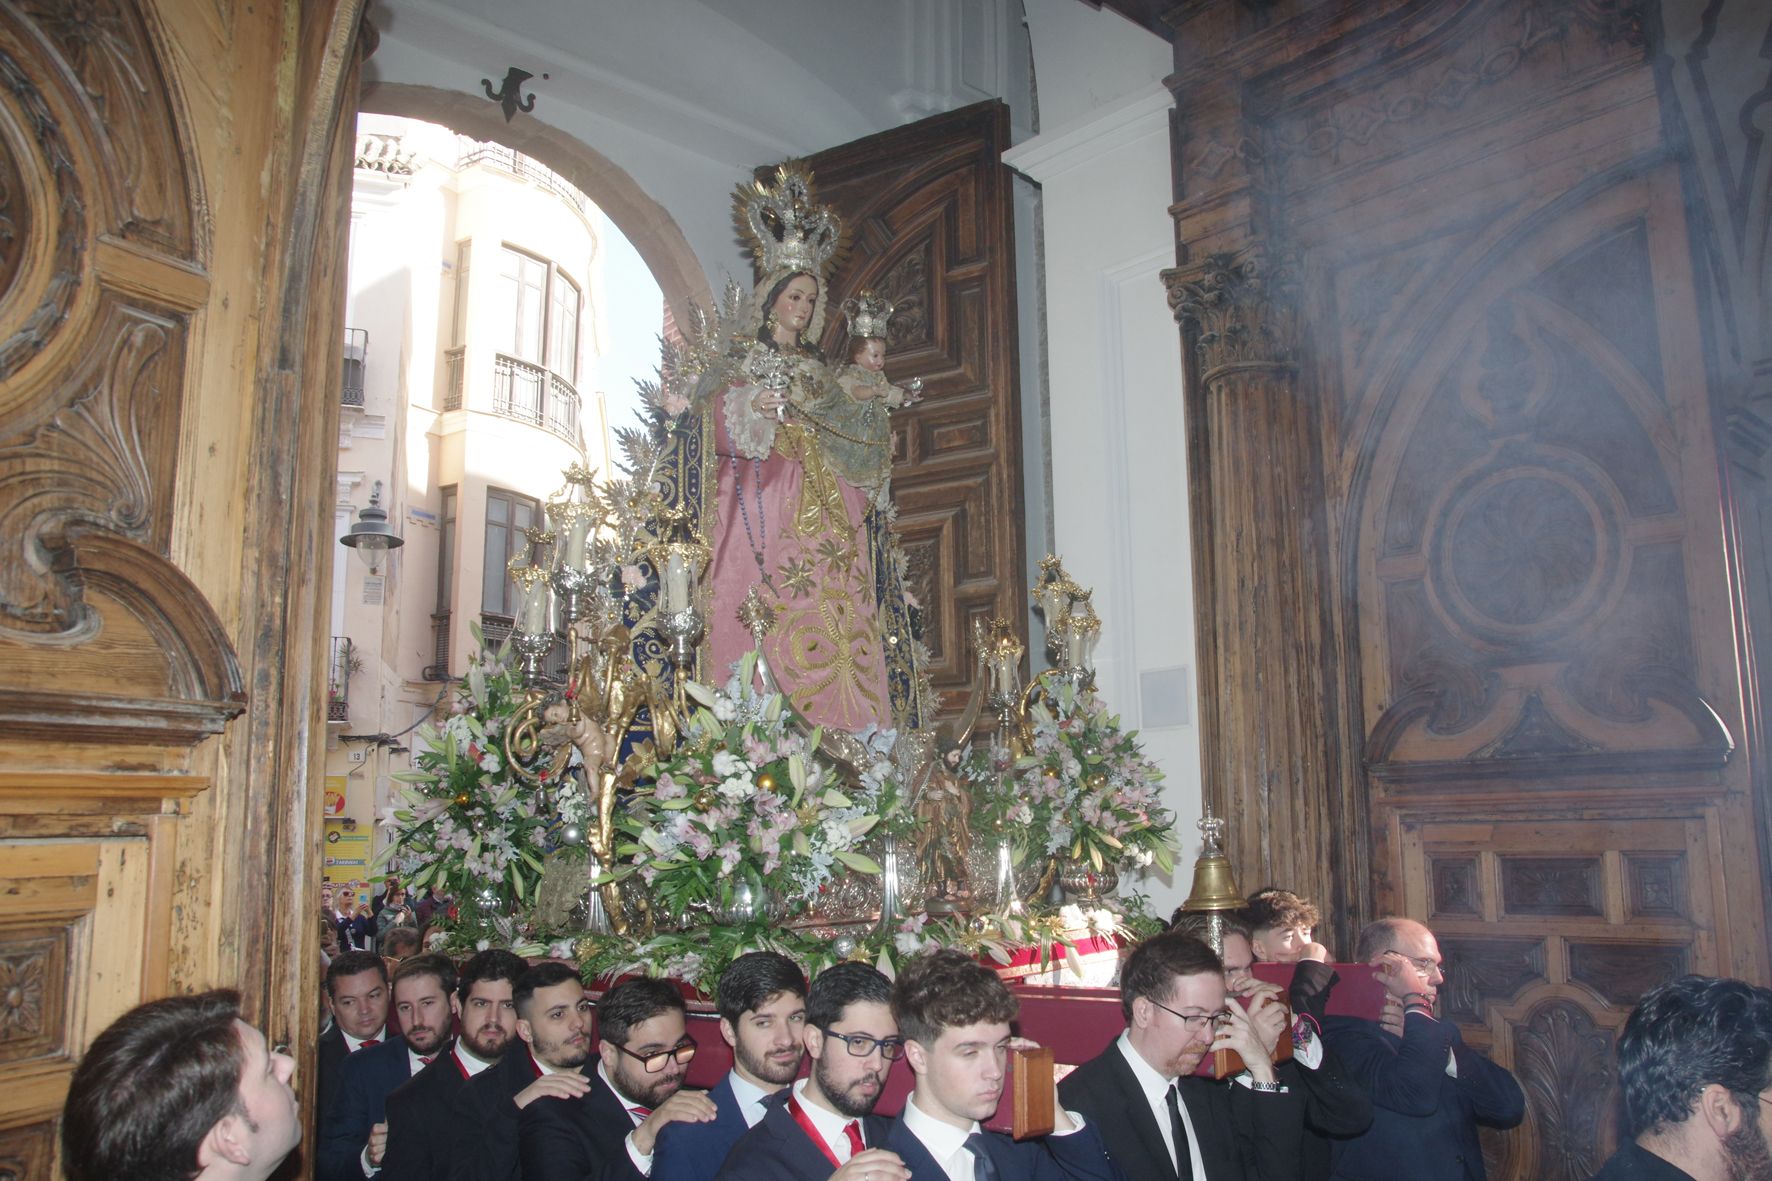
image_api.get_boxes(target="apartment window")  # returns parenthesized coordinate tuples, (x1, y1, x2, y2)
(498, 245, 579, 382)
(482, 487, 539, 617)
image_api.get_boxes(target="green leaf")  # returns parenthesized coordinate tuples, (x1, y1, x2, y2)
(833, 850, 881, 874)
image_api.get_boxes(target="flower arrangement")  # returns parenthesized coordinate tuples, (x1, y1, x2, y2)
(600, 654, 901, 926)
(375, 628, 587, 930)
(970, 683, 1177, 879)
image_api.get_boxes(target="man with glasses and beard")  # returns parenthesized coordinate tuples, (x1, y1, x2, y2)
(448, 961, 596, 1181)
(718, 962, 910, 1181)
(381, 949, 526, 1181)
(655, 952, 810, 1181)
(1587, 975, 1772, 1181)
(1060, 930, 1304, 1179)
(521, 974, 718, 1181)
(322, 954, 459, 1181)
(1323, 918, 1523, 1180)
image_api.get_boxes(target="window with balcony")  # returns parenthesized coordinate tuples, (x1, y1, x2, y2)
(491, 246, 582, 443)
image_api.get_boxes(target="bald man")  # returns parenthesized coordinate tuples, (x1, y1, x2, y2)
(1321, 918, 1523, 1181)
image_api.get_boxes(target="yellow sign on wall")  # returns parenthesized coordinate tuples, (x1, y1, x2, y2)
(323, 816, 375, 912)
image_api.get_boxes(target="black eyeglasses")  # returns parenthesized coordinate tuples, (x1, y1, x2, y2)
(1382, 950, 1445, 977)
(1147, 997, 1230, 1032)
(819, 1027, 906, 1060)
(614, 1037, 698, 1073)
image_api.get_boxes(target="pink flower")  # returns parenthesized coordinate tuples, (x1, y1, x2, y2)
(621, 565, 645, 591)
(655, 774, 686, 801)
(685, 828, 714, 860)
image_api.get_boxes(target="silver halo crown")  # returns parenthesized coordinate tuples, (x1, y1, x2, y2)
(843, 290, 895, 340)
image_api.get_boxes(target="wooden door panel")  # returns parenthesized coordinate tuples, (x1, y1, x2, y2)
(799, 102, 1025, 721)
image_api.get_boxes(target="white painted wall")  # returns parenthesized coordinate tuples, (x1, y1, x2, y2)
(1007, 3, 1201, 919)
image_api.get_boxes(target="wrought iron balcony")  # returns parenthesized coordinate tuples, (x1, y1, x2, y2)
(492, 353, 580, 444)
(342, 328, 368, 407)
(423, 611, 452, 682)
(327, 636, 356, 722)
(443, 346, 465, 411)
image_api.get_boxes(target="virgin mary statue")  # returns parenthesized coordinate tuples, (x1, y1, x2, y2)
(665, 166, 925, 734)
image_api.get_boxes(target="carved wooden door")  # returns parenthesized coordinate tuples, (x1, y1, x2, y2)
(799, 101, 1027, 722)
(1163, 5, 1772, 1179)
(0, 1, 364, 1173)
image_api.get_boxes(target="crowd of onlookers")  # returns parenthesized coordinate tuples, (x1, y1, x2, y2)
(60, 880, 1772, 1181)
(321, 878, 453, 970)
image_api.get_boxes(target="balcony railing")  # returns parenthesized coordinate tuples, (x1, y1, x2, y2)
(480, 613, 514, 653)
(342, 328, 367, 407)
(456, 139, 590, 214)
(423, 611, 452, 681)
(443, 347, 465, 411)
(492, 353, 580, 443)
(327, 636, 355, 722)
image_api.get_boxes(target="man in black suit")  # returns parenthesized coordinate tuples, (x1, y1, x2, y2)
(1587, 974, 1772, 1181)
(446, 961, 597, 1181)
(884, 948, 1118, 1181)
(1170, 910, 1372, 1180)
(382, 948, 527, 1181)
(717, 962, 908, 1181)
(320, 950, 392, 1127)
(519, 974, 717, 1181)
(1322, 918, 1523, 1181)
(321, 953, 457, 1181)
(1059, 930, 1304, 1181)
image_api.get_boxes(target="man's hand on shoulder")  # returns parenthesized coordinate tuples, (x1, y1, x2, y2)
(829, 1149, 911, 1181)
(632, 1088, 717, 1156)
(514, 1072, 592, 1110)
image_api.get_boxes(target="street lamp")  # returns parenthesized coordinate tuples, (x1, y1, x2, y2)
(339, 480, 405, 574)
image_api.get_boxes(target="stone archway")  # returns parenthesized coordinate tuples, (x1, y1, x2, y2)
(360, 82, 712, 323)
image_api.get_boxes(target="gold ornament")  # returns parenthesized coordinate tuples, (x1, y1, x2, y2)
(757, 772, 776, 792)
(453, 792, 471, 807)
(1087, 773, 1108, 790)
(693, 788, 718, 812)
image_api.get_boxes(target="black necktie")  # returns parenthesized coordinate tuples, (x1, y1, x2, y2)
(965, 1131, 1000, 1181)
(1167, 1082, 1194, 1180)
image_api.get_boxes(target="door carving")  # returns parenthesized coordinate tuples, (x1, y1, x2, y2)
(1163, 4, 1771, 1178)
(799, 101, 1027, 721)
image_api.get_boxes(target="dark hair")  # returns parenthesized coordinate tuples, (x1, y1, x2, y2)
(1354, 917, 1413, 963)
(716, 951, 807, 1025)
(392, 952, 458, 998)
(1119, 932, 1224, 1022)
(514, 961, 583, 1019)
(808, 962, 893, 1029)
(459, 948, 528, 1003)
(754, 270, 823, 355)
(383, 927, 421, 957)
(1618, 975, 1772, 1139)
(62, 990, 249, 1181)
(598, 977, 688, 1048)
(893, 949, 1018, 1046)
(1244, 887, 1320, 934)
(1169, 910, 1254, 944)
(325, 949, 388, 997)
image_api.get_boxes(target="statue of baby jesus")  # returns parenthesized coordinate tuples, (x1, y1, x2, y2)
(837, 291, 924, 411)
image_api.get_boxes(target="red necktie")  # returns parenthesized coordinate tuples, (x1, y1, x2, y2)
(629, 1106, 652, 1122)
(419, 1056, 433, 1065)
(359, 1038, 380, 1048)
(843, 1121, 863, 1156)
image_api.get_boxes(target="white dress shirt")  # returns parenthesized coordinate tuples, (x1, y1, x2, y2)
(598, 1061, 659, 1176)
(1116, 1032, 1207, 1181)
(726, 1070, 778, 1129)
(343, 1026, 386, 1053)
(900, 1092, 980, 1181)
(454, 1042, 493, 1078)
(791, 1079, 866, 1164)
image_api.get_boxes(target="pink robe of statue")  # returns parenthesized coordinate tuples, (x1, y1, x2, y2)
(707, 374, 892, 733)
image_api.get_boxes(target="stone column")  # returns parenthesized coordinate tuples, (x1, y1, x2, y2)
(1163, 245, 1354, 942)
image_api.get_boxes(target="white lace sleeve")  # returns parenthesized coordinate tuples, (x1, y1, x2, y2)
(722, 382, 777, 459)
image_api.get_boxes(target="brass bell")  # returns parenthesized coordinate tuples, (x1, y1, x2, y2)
(1178, 806, 1244, 956)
